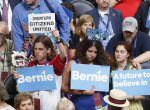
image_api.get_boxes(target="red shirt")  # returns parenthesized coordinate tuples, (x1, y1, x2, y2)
(113, 0, 141, 18)
(28, 55, 65, 76)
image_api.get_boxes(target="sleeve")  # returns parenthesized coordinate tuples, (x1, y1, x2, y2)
(51, 55, 66, 76)
(48, 0, 71, 44)
(12, 6, 24, 52)
(141, 34, 150, 51)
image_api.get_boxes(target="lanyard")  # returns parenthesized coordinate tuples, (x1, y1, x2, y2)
(99, 14, 111, 33)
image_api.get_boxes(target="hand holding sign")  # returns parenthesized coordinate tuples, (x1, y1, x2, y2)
(52, 29, 60, 42)
(82, 86, 95, 95)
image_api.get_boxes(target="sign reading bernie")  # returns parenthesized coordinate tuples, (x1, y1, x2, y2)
(16, 66, 56, 92)
(28, 13, 55, 33)
(112, 69, 150, 95)
(71, 63, 110, 92)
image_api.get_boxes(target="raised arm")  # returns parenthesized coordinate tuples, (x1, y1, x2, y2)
(52, 29, 67, 63)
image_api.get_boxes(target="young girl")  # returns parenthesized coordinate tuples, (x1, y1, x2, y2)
(13, 29, 67, 110)
(113, 41, 144, 110)
(62, 38, 113, 110)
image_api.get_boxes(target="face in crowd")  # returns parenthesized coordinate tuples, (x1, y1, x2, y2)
(34, 42, 51, 63)
(86, 45, 97, 63)
(0, 22, 8, 45)
(81, 21, 93, 34)
(115, 42, 131, 63)
(96, 0, 110, 10)
(18, 99, 34, 110)
(123, 29, 137, 44)
(115, 45, 129, 63)
(25, 0, 38, 5)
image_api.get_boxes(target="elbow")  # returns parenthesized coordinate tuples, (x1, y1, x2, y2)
(61, 83, 69, 93)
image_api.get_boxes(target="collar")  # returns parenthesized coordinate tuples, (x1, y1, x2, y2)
(22, 0, 40, 10)
(98, 8, 109, 17)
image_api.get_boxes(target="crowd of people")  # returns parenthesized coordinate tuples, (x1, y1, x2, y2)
(0, 0, 150, 110)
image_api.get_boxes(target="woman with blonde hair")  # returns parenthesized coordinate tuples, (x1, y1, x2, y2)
(69, 14, 95, 60)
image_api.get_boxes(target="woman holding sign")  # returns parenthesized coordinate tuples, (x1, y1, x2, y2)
(112, 41, 145, 110)
(13, 29, 67, 110)
(62, 38, 113, 110)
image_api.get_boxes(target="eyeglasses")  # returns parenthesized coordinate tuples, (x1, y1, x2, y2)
(115, 50, 127, 54)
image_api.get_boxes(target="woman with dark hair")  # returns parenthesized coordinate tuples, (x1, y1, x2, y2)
(112, 41, 145, 110)
(62, 38, 113, 110)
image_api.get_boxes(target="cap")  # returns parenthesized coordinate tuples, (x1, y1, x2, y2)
(122, 17, 138, 32)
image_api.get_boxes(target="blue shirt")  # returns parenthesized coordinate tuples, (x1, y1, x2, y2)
(12, 0, 70, 51)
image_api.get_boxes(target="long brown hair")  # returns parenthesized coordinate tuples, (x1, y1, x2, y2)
(33, 34, 56, 61)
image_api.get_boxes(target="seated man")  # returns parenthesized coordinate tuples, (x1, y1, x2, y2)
(14, 92, 34, 110)
(106, 17, 150, 64)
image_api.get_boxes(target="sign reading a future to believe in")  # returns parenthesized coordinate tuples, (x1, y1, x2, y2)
(71, 63, 110, 92)
(28, 13, 55, 33)
(112, 69, 150, 95)
(16, 66, 56, 92)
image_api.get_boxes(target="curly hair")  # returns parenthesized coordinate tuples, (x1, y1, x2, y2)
(14, 92, 33, 109)
(75, 39, 113, 66)
(32, 34, 56, 61)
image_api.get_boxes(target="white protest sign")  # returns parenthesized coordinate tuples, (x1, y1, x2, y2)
(28, 13, 55, 33)
(112, 69, 150, 95)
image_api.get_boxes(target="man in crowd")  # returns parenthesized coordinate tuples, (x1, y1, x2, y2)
(106, 17, 150, 64)
(12, 0, 70, 52)
(86, 0, 123, 48)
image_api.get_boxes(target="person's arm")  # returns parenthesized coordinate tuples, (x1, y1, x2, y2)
(62, 61, 95, 95)
(48, 0, 70, 45)
(52, 29, 67, 63)
(12, 6, 24, 52)
(126, 95, 145, 101)
(132, 51, 150, 63)
(68, 49, 76, 60)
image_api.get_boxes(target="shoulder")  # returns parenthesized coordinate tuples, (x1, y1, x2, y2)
(28, 61, 36, 67)
(137, 31, 150, 39)
(110, 7, 122, 16)
(13, 2, 23, 11)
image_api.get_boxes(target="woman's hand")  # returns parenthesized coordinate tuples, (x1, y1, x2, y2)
(12, 71, 20, 79)
(131, 60, 141, 69)
(52, 29, 60, 42)
(81, 86, 95, 95)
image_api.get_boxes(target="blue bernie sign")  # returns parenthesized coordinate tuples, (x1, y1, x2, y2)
(71, 63, 110, 92)
(112, 69, 150, 95)
(16, 66, 56, 92)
